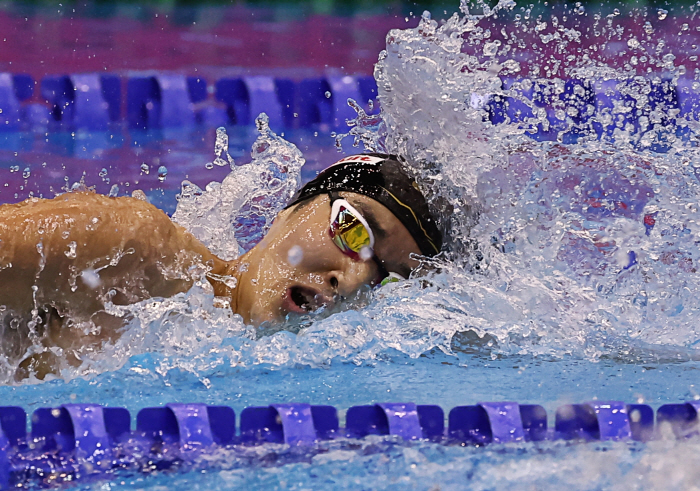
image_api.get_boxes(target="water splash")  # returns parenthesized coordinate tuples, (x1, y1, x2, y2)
(9, 3, 700, 386)
(331, 1, 700, 361)
(172, 113, 305, 259)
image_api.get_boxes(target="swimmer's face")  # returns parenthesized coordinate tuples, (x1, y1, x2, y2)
(232, 192, 422, 326)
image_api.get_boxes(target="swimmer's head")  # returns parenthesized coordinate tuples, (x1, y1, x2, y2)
(230, 153, 442, 326)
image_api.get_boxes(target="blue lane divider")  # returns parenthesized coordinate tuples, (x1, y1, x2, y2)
(137, 403, 235, 454)
(0, 399, 695, 488)
(215, 76, 295, 128)
(41, 74, 121, 130)
(0, 74, 23, 131)
(127, 75, 206, 129)
(657, 401, 700, 439)
(6, 72, 700, 135)
(240, 404, 338, 445)
(449, 402, 547, 444)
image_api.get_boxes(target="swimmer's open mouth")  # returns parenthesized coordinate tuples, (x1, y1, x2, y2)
(284, 286, 327, 314)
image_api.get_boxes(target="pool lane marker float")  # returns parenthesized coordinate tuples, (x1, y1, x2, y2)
(1, 400, 699, 488)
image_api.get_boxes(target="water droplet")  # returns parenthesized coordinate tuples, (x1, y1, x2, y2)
(22, 167, 30, 179)
(359, 246, 374, 261)
(9, 165, 18, 173)
(325, 91, 332, 99)
(108, 184, 119, 197)
(157, 165, 168, 182)
(211, 127, 235, 168)
(483, 40, 502, 57)
(287, 245, 303, 266)
(658, 8, 668, 20)
(64, 241, 77, 259)
(80, 268, 101, 289)
(131, 190, 148, 202)
(627, 37, 640, 49)
(140, 163, 149, 174)
(99, 168, 108, 180)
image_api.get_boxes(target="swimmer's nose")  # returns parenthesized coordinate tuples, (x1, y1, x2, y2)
(325, 260, 378, 298)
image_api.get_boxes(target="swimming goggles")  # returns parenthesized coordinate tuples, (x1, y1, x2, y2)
(328, 192, 405, 286)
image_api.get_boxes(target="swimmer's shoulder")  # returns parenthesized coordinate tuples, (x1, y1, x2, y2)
(0, 191, 166, 220)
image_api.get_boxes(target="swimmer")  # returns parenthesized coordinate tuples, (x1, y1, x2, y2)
(0, 153, 443, 379)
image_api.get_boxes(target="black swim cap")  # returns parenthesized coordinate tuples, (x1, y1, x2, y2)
(286, 153, 442, 256)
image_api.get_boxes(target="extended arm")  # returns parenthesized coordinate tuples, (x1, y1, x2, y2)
(0, 191, 225, 378)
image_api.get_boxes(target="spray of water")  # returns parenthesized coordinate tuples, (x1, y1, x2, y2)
(7, 2, 700, 385)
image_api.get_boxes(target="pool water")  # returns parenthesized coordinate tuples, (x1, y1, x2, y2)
(5, 1, 700, 489)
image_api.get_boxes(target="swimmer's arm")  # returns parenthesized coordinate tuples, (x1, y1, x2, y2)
(0, 192, 226, 379)
(0, 191, 224, 312)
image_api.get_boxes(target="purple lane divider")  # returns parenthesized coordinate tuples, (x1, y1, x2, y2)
(240, 404, 338, 445)
(586, 401, 632, 441)
(70, 74, 110, 130)
(31, 404, 130, 472)
(326, 75, 364, 129)
(296, 78, 333, 128)
(0, 407, 23, 490)
(448, 402, 544, 445)
(0, 73, 22, 131)
(0, 407, 25, 449)
(137, 404, 235, 454)
(41, 74, 120, 130)
(215, 77, 293, 128)
(346, 403, 442, 441)
(157, 75, 196, 128)
(376, 403, 423, 441)
(166, 403, 214, 449)
(478, 401, 525, 443)
(270, 404, 316, 446)
(657, 401, 700, 439)
(244, 76, 285, 130)
(555, 404, 600, 440)
(555, 401, 651, 441)
(627, 404, 655, 442)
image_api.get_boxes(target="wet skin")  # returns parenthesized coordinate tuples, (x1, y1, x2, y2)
(0, 191, 421, 379)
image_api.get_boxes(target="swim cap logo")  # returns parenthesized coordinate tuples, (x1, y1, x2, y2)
(331, 155, 385, 167)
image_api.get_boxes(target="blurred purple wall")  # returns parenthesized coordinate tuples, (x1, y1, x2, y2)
(0, 6, 417, 83)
